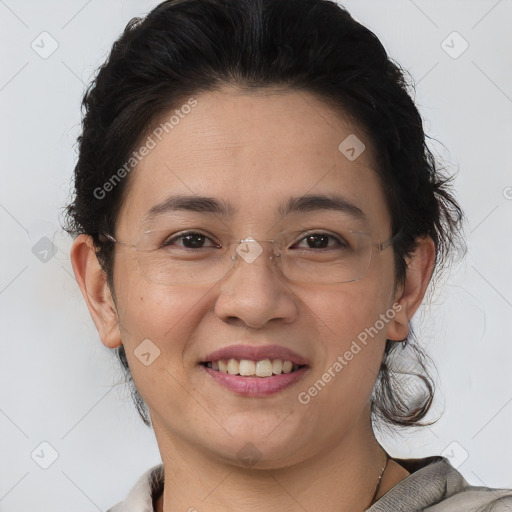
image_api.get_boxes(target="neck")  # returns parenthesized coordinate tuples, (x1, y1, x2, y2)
(153, 412, 392, 512)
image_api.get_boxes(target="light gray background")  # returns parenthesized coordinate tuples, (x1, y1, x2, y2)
(0, 0, 511, 510)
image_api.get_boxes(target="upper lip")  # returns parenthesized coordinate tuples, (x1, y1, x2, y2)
(201, 344, 309, 366)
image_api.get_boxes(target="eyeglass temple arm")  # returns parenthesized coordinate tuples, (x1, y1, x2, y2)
(98, 233, 116, 243)
(378, 229, 402, 252)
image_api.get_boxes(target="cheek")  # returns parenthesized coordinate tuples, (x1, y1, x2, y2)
(304, 271, 394, 350)
(294, 287, 388, 443)
(116, 282, 206, 345)
(113, 281, 210, 414)
(299, 270, 394, 400)
(113, 251, 205, 341)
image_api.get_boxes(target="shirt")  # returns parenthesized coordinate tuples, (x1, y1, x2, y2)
(107, 455, 512, 512)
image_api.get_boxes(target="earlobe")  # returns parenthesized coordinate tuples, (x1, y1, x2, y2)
(70, 234, 122, 349)
(386, 236, 436, 342)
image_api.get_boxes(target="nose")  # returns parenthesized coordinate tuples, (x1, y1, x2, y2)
(213, 238, 298, 329)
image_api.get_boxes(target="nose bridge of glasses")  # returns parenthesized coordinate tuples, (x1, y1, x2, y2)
(231, 237, 280, 266)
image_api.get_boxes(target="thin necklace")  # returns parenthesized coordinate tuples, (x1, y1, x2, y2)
(366, 451, 390, 510)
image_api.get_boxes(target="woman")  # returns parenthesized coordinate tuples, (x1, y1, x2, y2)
(65, 0, 512, 510)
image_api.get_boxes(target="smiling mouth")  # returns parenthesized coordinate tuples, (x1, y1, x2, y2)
(201, 358, 305, 377)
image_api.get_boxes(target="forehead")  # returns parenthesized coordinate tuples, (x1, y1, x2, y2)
(116, 86, 391, 236)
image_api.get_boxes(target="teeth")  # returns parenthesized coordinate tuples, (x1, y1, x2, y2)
(255, 359, 273, 377)
(206, 358, 300, 377)
(283, 360, 293, 374)
(272, 359, 283, 374)
(239, 359, 256, 376)
(227, 358, 239, 375)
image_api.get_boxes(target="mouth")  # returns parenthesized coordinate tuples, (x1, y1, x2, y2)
(201, 358, 306, 377)
(199, 345, 310, 397)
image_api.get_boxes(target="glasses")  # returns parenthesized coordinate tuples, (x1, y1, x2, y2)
(100, 226, 399, 286)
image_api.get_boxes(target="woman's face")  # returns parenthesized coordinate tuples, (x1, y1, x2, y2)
(105, 86, 408, 467)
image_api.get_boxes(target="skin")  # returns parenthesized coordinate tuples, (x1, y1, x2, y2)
(71, 85, 435, 512)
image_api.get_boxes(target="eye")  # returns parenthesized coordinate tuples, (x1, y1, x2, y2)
(291, 232, 348, 250)
(162, 231, 220, 249)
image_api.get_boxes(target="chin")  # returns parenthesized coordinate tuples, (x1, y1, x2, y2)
(208, 441, 306, 470)
(197, 425, 311, 469)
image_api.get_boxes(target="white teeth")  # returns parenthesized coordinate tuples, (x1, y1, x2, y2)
(207, 358, 301, 377)
(239, 359, 256, 376)
(227, 358, 239, 375)
(283, 360, 293, 374)
(255, 359, 273, 377)
(271, 359, 283, 374)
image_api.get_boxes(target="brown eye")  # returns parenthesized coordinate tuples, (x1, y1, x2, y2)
(292, 233, 348, 250)
(163, 232, 219, 249)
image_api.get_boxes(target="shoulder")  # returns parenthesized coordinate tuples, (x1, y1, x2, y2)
(368, 455, 512, 512)
(424, 489, 512, 512)
(487, 496, 512, 511)
(106, 464, 164, 512)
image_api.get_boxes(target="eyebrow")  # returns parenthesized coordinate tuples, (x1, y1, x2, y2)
(144, 193, 367, 222)
(278, 194, 367, 221)
(145, 195, 235, 221)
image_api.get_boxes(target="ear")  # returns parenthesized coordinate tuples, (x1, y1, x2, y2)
(387, 235, 436, 342)
(70, 234, 122, 349)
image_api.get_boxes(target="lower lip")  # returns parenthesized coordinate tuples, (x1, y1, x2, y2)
(201, 365, 308, 397)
